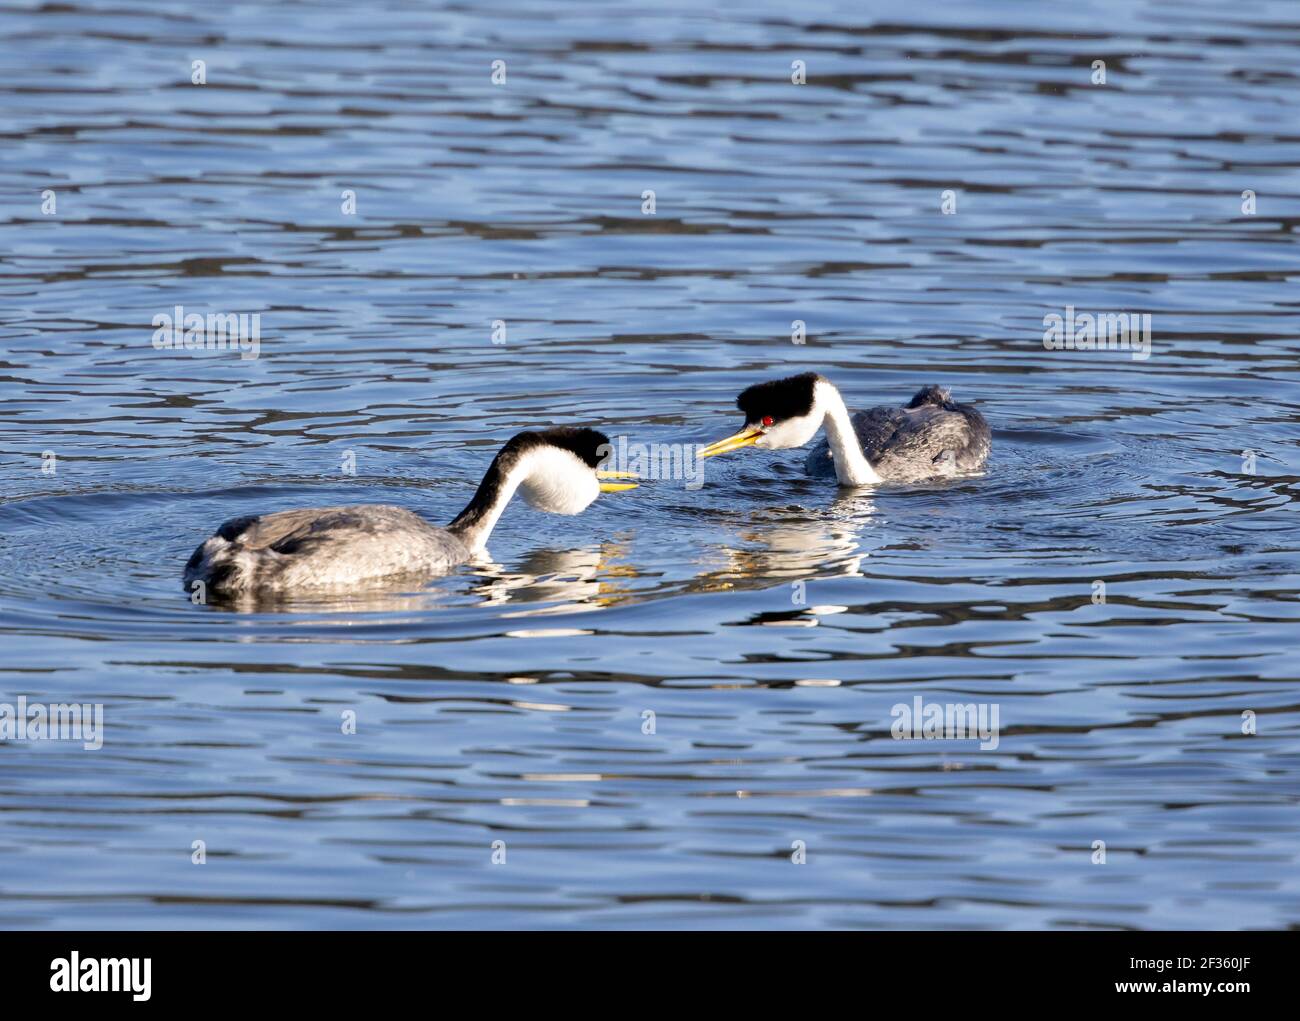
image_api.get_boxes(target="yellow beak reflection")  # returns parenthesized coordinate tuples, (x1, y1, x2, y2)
(697, 425, 763, 459)
(596, 469, 640, 493)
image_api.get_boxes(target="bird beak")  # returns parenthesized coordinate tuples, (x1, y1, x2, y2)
(697, 425, 763, 459)
(596, 469, 639, 492)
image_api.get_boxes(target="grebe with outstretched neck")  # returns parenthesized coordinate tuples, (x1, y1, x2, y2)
(183, 427, 638, 598)
(698, 373, 990, 484)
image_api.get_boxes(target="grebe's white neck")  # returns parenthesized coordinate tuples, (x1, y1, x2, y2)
(816, 381, 881, 486)
(448, 445, 599, 551)
(446, 461, 525, 551)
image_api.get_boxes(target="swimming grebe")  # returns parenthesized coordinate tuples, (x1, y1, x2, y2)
(183, 427, 638, 598)
(698, 373, 990, 485)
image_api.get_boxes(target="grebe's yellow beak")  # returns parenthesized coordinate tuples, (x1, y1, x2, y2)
(697, 425, 763, 459)
(596, 469, 640, 493)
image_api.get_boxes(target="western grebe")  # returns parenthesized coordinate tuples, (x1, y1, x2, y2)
(183, 427, 638, 598)
(698, 373, 990, 485)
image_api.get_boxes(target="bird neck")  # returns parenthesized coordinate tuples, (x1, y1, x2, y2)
(446, 452, 527, 550)
(819, 384, 881, 485)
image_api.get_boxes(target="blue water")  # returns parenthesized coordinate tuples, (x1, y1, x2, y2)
(0, 0, 1298, 929)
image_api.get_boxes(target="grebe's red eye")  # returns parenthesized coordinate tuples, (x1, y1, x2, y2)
(762, 415, 774, 427)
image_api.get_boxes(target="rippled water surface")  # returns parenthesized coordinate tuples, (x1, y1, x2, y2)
(1, 0, 1298, 929)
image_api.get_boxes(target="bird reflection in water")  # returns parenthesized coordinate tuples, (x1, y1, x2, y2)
(689, 491, 876, 595)
(467, 542, 638, 614)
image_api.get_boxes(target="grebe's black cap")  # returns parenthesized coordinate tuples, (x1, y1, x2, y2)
(517, 426, 611, 468)
(736, 372, 822, 424)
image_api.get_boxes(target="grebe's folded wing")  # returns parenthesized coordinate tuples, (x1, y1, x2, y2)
(212, 507, 339, 548)
(872, 404, 990, 475)
(211, 505, 433, 551)
(851, 405, 913, 462)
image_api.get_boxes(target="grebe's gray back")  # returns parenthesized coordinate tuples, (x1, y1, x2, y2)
(698, 373, 990, 485)
(183, 427, 638, 599)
